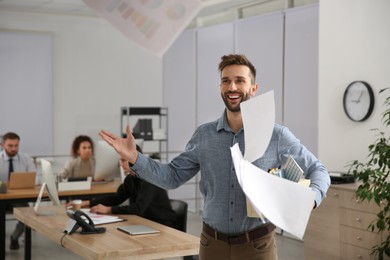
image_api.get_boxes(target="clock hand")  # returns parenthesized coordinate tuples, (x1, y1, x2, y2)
(357, 90, 363, 101)
(350, 90, 364, 103)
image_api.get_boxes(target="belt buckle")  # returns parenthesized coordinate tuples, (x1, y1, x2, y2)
(227, 235, 246, 244)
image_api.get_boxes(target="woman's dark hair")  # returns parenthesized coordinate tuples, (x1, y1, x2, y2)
(71, 135, 94, 158)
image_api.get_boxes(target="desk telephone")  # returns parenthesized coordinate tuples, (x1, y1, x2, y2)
(64, 210, 106, 235)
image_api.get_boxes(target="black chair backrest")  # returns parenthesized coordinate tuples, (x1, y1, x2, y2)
(170, 199, 188, 232)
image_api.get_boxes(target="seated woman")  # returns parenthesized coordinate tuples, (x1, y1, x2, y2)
(59, 135, 95, 179)
(71, 145, 176, 228)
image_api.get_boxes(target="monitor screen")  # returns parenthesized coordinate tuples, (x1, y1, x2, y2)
(94, 141, 120, 181)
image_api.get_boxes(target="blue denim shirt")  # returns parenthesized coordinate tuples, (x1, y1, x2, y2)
(132, 110, 330, 235)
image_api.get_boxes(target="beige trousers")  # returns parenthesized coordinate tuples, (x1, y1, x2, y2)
(199, 229, 278, 260)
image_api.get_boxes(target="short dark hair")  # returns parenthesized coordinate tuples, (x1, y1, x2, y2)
(2, 132, 20, 143)
(218, 54, 257, 84)
(71, 135, 94, 158)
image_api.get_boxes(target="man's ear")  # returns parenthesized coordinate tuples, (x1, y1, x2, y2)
(251, 83, 259, 96)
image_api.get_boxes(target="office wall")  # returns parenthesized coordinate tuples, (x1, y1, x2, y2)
(318, 0, 390, 171)
(0, 11, 163, 156)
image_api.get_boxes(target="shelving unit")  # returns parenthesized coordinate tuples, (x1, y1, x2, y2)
(120, 107, 168, 162)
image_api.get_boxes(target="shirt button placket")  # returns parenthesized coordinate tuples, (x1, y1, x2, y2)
(228, 166, 236, 230)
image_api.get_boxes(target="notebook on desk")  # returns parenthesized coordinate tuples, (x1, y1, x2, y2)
(117, 225, 160, 235)
(8, 172, 36, 189)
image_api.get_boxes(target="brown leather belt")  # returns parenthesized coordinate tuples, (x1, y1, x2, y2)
(202, 222, 275, 245)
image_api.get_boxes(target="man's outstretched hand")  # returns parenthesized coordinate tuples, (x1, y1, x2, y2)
(99, 125, 138, 165)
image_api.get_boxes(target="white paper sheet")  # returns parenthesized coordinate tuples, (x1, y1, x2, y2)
(83, 0, 202, 57)
(240, 90, 275, 162)
(231, 144, 315, 239)
(80, 208, 124, 225)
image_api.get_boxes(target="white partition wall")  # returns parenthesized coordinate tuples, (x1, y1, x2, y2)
(235, 12, 284, 124)
(197, 22, 234, 126)
(284, 4, 319, 156)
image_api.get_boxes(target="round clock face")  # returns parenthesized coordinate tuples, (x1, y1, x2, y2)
(343, 81, 375, 122)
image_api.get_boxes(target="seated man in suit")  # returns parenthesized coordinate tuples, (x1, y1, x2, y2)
(0, 132, 36, 250)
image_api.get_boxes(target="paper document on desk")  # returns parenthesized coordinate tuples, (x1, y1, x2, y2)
(231, 144, 315, 239)
(80, 209, 125, 225)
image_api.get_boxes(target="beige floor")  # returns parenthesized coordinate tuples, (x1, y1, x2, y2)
(5, 212, 304, 259)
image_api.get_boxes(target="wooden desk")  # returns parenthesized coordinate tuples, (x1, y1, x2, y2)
(14, 206, 200, 259)
(0, 180, 119, 260)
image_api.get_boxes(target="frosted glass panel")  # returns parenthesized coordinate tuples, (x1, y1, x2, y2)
(0, 31, 53, 156)
(163, 30, 197, 153)
(284, 5, 319, 155)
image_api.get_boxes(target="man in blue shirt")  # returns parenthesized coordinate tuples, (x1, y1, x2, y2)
(100, 54, 330, 259)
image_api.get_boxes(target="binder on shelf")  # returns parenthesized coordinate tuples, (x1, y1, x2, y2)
(132, 119, 153, 140)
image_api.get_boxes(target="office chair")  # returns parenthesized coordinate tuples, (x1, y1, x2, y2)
(169, 199, 198, 260)
(170, 199, 188, 232)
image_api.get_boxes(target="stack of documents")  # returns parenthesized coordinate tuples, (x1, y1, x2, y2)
(81, 209, 124, 225)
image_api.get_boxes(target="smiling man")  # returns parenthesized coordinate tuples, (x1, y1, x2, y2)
(99, 54, 330, 260)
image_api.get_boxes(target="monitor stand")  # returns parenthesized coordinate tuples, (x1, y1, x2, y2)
(34, 183, 56, 216)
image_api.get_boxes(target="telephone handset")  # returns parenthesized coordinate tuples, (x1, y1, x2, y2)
(65, 210, 106, 235)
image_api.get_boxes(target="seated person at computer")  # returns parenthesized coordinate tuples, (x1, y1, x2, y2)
(69, 145, 176, 228)
(0, 132, 36, 250)
(59, 135, 95, 179)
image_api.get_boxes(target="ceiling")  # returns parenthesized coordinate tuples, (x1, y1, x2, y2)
(0, 0, 274, 18)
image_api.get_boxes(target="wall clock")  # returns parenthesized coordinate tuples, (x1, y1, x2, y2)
(343, 81, 375, 122)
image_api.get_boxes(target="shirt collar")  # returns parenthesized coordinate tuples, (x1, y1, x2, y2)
(217, 109, 232, 132)
(1, 150, 18, 161)
(216, 109, 245, 135)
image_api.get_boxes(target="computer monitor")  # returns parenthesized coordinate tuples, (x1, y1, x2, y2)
(94, 141, 120, 181)
(34, 158, 61, 215)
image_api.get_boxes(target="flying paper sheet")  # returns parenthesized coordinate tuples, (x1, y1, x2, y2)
(83, 0, 202, 57)
(231, 144, 315, 239)
(240, 90, 275, 162)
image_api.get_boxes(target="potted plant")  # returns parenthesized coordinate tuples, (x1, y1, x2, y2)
(348, 88, 390, 260)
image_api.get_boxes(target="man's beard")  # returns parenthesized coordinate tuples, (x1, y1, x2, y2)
(5, 150, 17, 157)
(221, 92, 251, 112)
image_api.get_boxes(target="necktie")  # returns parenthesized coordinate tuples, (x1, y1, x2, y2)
(8, 158, 14, 180)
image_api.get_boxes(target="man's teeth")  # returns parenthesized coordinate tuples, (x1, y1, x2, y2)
(228, 95, 240, 98)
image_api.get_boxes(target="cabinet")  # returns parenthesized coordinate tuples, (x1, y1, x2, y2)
(120, 107, 168, 162)
(304, 183, 389, 260)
